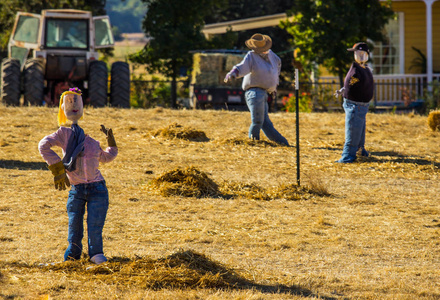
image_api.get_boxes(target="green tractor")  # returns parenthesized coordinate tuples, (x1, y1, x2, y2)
(1, 9, 130, 107)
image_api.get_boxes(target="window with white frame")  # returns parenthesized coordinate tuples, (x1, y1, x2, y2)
(370, 12, 404, 74)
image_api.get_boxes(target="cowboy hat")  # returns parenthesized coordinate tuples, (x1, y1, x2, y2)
(245, 34, 272, 53)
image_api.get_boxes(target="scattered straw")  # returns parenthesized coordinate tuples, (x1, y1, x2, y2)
(216, 137, 284, 147)
(269, 184, 318, 200)
(151, 123, 209, 141)
(220, 181, 271, 200)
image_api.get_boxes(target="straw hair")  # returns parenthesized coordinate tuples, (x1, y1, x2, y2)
(58, 89, 82, 126)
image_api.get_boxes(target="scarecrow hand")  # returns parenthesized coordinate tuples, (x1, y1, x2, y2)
(48, 161, 70, 190)
(101, 125, 117, 147)
(334, 87, 345, 98)
(224, 68, 238, 83)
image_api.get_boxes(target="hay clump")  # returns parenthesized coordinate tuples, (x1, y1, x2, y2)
(149, 166, 220, 198)
(427, 110, 440, 131)
(151, 123, 209, 141)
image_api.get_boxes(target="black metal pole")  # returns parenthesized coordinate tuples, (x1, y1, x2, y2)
(295, 69, 300, 186)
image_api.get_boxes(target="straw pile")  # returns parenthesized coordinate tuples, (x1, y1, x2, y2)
(225, 55, 243, 71)
(35, 249, 250, 290)
(427, 110, 440, 131)
(191, 53, 243, 88)
(148, 167, 328, 200)
(148, 166, 220, 198)
(150, 123, 209, 141)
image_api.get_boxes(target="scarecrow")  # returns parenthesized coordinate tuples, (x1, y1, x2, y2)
(224, 33, 289, 146)
(38, 87, 118, 264)
(334, 42, 374, 163)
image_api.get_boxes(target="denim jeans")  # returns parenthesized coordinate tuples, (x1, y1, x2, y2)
(245, 88, 289, 146)
(64, 180, 109, 261)
(337, 99, 369, 163)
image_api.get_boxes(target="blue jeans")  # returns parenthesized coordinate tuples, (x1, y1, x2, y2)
(64, 180, 109, 261)
(245, 88, 289, 146)
(337, 99, 369, 163)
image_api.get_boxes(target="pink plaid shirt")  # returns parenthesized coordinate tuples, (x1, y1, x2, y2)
(38, 126, 118, 185)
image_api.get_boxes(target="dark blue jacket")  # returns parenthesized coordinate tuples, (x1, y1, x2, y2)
(343, 62, 374, 103)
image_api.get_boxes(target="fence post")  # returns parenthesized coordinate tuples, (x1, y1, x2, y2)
(295, 69, 300, 186)
(373, 82, 377, 112)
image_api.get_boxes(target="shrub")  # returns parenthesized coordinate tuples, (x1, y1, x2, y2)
(281, 92, 313, 112)
(423, 80, 440, 112)
(311, 85, 337, 111)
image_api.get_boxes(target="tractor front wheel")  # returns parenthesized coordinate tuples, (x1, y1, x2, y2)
(88, 61, 108, 107)
(1, 58, 21, 106)
(110, 62, 130, 108)
(23, 58, 45, 106)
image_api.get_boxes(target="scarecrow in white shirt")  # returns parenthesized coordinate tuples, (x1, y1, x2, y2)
(225, 33, 289, 146)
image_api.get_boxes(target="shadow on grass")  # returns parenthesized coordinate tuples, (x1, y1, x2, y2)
(2, 250, 338, 299)
(0, 160, 47, 170)
(311, 149, 440, 168)
(368, 151, 440, 168)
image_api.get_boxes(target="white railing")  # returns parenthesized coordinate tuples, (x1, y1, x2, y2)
(318, 74, 440, 106)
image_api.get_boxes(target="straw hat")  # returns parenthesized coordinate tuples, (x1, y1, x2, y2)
(245, 33, 272, 53)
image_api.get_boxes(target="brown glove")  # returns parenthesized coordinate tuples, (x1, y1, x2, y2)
(48, 161, 70, 190)
(100, 125, 117, 147)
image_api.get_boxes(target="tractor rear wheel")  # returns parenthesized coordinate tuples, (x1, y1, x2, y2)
(1, 58, 21, 106)
(88, 60, 108, 107)
(23, 58, 45, 106)
(110, 62, 130, 108)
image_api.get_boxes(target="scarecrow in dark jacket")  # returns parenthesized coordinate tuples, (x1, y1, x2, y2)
(335, 42, 374, 163)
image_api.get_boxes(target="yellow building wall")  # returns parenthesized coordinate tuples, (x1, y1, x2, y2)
(391, 1, 440, 73)
(433, 1, 440, 73)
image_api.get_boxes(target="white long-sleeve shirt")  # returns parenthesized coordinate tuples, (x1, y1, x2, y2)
(234, 49, 281, 93)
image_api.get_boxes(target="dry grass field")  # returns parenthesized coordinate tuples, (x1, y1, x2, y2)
(1, 106, 440, 299)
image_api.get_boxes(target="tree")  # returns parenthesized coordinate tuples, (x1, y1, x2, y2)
(130, 0, 226, 108)
(204, 0, 295, 24)
(0, 0, 107, 51)
(106, 0, 146, 33)
(280, 0, 394, 85)
(205, 0, 296, 78)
